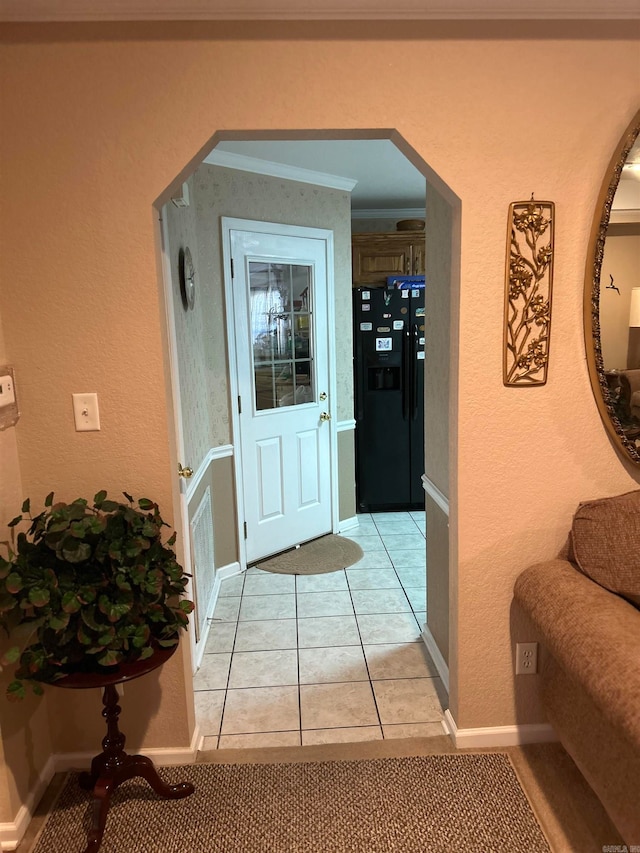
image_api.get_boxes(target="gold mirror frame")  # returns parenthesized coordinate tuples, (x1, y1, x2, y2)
(584, 108, 640, 467)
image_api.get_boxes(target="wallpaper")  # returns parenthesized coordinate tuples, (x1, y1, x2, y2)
(167, 163, 354, 473)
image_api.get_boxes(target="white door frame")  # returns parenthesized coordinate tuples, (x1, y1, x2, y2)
(158, 211, 199, 670)
(221, 217, 339, 569)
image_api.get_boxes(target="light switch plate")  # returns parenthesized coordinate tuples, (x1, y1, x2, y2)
(72, 393, 101, 431)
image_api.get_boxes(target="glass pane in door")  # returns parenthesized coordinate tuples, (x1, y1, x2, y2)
(249, 261, 314, 410)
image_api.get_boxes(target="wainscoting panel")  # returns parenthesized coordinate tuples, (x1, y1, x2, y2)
(190, 485, 215, 644)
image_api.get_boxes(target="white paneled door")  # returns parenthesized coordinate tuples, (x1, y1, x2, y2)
(228, 224, 333, 564)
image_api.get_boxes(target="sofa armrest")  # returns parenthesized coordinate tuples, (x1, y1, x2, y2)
(514, 559, 640, 748)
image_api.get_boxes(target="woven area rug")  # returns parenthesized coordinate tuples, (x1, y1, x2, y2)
(32, 754, 550, 852)
(253, 534, 363, 575)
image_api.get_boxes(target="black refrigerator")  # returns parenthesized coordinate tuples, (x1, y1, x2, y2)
(353, 279, 425, 512)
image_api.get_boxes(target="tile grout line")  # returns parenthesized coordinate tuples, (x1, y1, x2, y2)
(216, 571, 246, 749)
(345, 567, 385, 741)
(295, 573, 303, 747)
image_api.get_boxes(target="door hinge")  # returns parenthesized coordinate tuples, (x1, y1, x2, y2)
(238, 395, 242, 414)
(243, 521, 248, 539)
(230, 258, 235, 279)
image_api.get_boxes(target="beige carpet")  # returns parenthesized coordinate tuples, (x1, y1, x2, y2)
(254, 534, 363, 575)
(31, 753, 550, 852)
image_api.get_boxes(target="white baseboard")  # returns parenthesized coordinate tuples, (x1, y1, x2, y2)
(338, 516, 359, 532)
(192, 561, 242, 671)
(420, 625, 450, 693)
(0, 755, 56, 851)
(53, 723, 202, 773)
(443, 709, 558, 748)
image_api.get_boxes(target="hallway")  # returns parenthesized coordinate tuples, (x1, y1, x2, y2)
(194, 510, 448, 749)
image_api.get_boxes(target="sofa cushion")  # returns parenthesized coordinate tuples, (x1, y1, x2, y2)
(570, 489, 640, 607)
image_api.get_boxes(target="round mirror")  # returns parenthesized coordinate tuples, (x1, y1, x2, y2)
(585, 109, 640, 466)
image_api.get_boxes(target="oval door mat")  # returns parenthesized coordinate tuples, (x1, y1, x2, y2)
(253, 534, 364, 575)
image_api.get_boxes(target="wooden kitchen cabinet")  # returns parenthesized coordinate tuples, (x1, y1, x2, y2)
(352, 231, 425, 286)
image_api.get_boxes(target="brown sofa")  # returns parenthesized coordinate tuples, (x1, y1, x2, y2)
(514, 489, 640, 845)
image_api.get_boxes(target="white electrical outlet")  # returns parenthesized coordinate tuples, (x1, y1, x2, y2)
(0, 374, 15, 408)
(515, 642, 538, 675)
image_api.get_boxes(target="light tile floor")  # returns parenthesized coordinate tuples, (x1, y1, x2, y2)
(195, 510, 447, 750)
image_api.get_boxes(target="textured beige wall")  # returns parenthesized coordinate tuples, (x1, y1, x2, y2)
(164, 163, 355, 525)
(423, 184, 454, 666)
(0, 311, 54, 821)
(600, 229, 640, 370)
(164, 174, 229, 466)
(425, 495, 449, 662)
(0, 24, 638, 798)
(193, 162, 354, 424)
(337, 429, 357, 521)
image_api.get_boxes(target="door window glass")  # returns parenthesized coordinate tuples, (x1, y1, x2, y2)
(249, 261, 314, 410)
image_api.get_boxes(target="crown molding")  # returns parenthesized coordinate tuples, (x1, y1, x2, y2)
(1, 0, 638, 21)
(352, 208, 426, 220)
(203, 149, 358, 193)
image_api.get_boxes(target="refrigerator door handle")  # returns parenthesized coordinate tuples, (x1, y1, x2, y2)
(402, 322, 411, 421)
(411, 324, 419, 420)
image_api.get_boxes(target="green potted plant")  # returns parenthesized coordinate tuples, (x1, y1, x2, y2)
(0, 491, 193, 700)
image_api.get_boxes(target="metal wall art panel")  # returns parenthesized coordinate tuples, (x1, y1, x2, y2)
(503, 198, 555, 386)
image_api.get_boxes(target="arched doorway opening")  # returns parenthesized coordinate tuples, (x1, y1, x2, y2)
(155, 129, 460, 751)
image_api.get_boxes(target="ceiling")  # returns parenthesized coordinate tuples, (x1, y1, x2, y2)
(211, 140, 426, 213)
(0, 0, 638, 20)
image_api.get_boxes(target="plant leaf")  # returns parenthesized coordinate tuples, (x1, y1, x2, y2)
(61, 592, 82, 614)
(97, 649, 121, 667)
(44, 492, 54, 508)
(6, 680, 25, 702)
(94, 490, 107, 507)
(49, 612, 71, 631)
(28, 587, 50, 608)
(1, 646, 21, 666)
(21, 499, 30, 515)
(5, 572, 24, 594)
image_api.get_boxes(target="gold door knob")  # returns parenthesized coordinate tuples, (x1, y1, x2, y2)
(319, 391, 327, 401)
(178, 464, 194, 479)
(320, 412, 331, 422)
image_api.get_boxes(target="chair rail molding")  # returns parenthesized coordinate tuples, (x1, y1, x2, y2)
(421, 473, 449, 516)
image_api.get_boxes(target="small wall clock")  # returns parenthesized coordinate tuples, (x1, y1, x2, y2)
(179, 246, 196, 310)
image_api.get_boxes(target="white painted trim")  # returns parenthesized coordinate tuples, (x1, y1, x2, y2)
(338, 515, 359, 532)
(0, 755, 55, 851)
(421, 624, 450, 693)
(192, 561, 242, 671)
(421, 473, 449, 517)
(2, 1, 637, 22)
(336, 418, 356, 432)
(184, 444, 234, 502)
(53, 724, 202, 774)
(610, 209, 640, 223)
(443, 710, 558, 748)
(204, 150, 357, 193)
(159, 211, 198, 673)
(221, 217, 338, 562)
(352, 208, 426, 220)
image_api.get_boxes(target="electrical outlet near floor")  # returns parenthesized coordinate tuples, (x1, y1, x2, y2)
(515, 642, 538, 675)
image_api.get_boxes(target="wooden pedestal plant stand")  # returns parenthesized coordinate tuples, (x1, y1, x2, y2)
(55, 646, 194, 853)
(0, 492, 196, 853)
